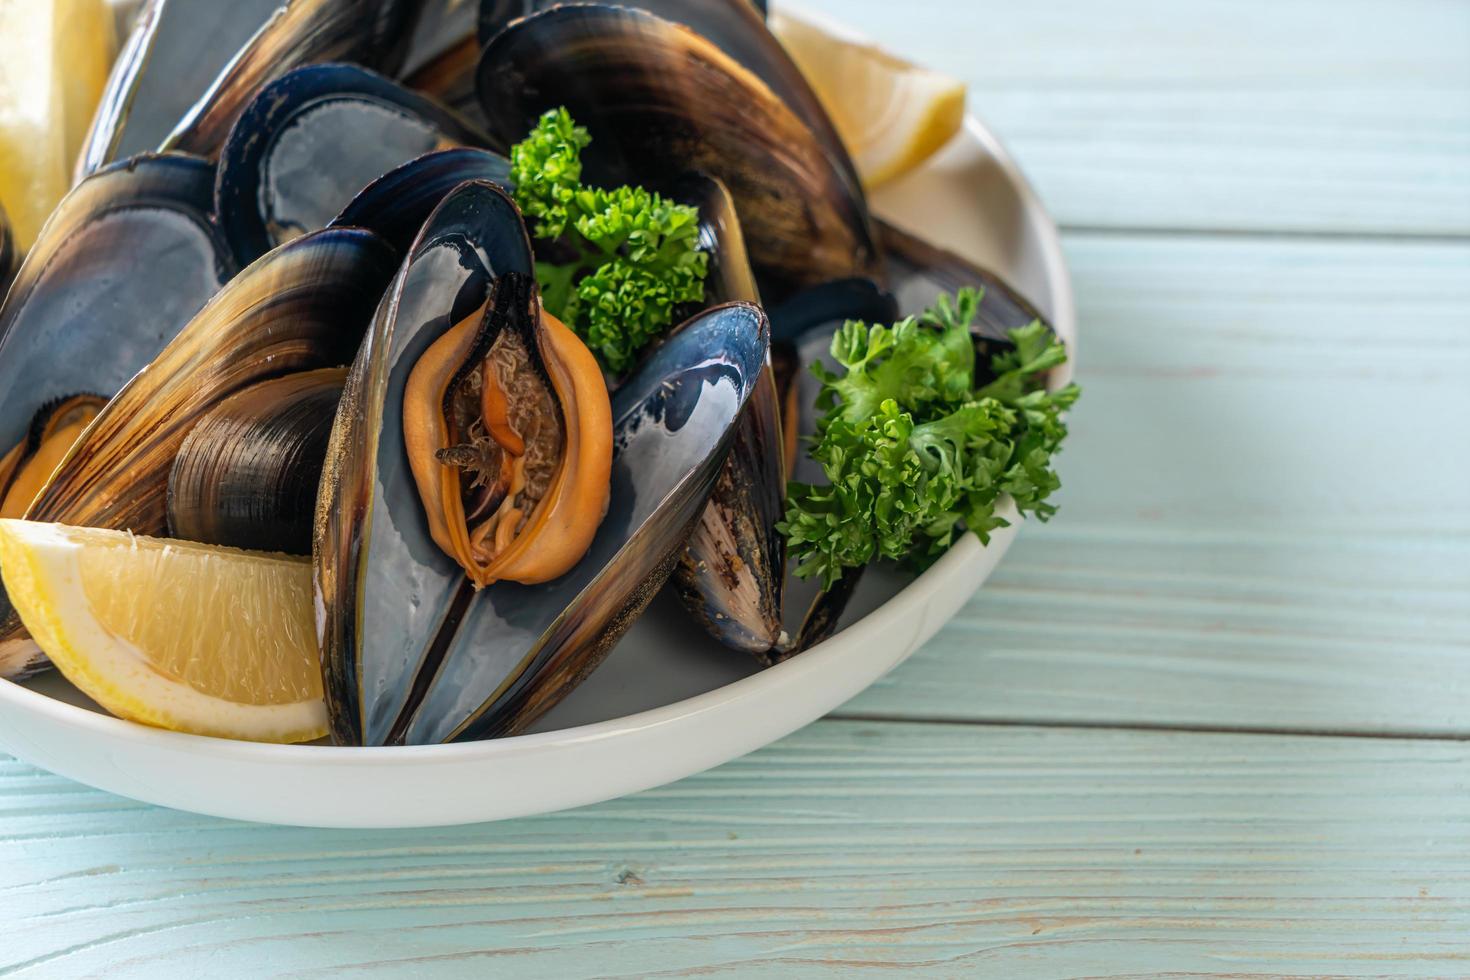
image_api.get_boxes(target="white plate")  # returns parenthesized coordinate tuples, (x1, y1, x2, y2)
(0, 107, 1074, 827)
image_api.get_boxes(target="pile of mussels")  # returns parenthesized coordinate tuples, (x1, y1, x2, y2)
(0, 0, 1054, 745)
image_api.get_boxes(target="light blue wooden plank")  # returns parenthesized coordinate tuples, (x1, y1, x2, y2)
(844, 232, 1470, 733)
(789, 0, 1470, 235)
(1, 720, 1467, 977)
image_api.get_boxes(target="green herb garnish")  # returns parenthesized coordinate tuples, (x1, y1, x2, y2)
(509, 107, 709, 374)
(778, 287, 1080, 589)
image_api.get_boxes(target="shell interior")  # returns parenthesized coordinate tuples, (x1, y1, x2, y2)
(216, 62, 489, 263)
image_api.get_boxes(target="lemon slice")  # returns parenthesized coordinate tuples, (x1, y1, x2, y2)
(0, 0, 118, 250)
(771, 9, 966, 189)
(0, 520, 326, 743)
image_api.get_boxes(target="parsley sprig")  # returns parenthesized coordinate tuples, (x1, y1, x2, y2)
(778, 288, 1080, 589)
(509, 108, 709, 374)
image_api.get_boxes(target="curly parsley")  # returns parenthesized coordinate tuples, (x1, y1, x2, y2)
(509, 108, 708, 374)
(779, 288, 1080, 589)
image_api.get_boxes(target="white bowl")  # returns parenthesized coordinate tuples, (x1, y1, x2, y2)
(0, 111, 1074, 828)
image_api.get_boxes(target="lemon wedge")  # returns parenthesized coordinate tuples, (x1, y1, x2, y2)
(771, 9, 966, 189)
(0, 0, 118, 250)
(0, 520, 327, 743)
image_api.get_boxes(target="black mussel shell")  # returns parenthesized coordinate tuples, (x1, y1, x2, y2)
(316, 179, 769, 744)
(77, 0, 283, 180)
(168, 369, 347, 555)
(316, 179, 536, 746)
(475, 4, 879, 292)
(328, 147, 511, 255)
(0, 154, 233, 497)
(475, 0, 849, 192)
(163, 0, 432, 159)
(216, 63, 488, 265)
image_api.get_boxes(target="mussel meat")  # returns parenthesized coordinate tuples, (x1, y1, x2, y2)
(216, 62, 489, 264)
(167, 369, 347, 555)
(402, 281, 611, 588)
(0, 395, 108, 521)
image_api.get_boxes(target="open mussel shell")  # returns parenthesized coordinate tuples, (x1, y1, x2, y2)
(23, 227, 396, 537)
(475, 4, 880, 292)
(316, 180, 533, 746)
(475, 0, 853, 195)
(0, 225, 392, 679)
(216, 63, 489, 264)
(76, 0, 285, 180)
(404, 300, 769, 745)
(162, 0, 430, 159)
(316, 179, 769, 744)
(328, 147, 510, 255)
(0, 153, 233, 503)
(0, 395, 108, 521)
(167, 368, 347, 555)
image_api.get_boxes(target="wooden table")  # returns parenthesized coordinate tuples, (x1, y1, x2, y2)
(3, 1, 1468, 974)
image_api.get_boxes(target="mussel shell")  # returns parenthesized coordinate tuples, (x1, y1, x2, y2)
(668, 172, 757, 310)
(76, 0, 284, 181)
(328, 147, 511, 255)
(216, 62, 489, 264)
(0, 154, 233, 477)
(0, 225, 392, 678)
(475, 4, 880, 291)
(163, 0, 430, 159)
(475, 0, 855, 196)
(23, 227, 396, 537)
(167, 368, 347, 555)
(403, 300, 770, 744)
(654, 174, 787, 656)
(316, 180, 536, 746)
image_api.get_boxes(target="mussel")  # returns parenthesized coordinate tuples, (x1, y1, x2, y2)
(0, 227, 397, 679)
(167, 369, 347, 555)
(0, 153, 235, 675)
(216, 63, 489, 263)
(316, 179, 768, 744)
(475, 4, 881, 292)
(76, 0, 284, 179)
(162, 0, 431, 159)
(474, 0, 855, 199)
(0, 155, 233, 466)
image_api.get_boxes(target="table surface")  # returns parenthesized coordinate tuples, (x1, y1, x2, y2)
(4, 1, 1469, 976)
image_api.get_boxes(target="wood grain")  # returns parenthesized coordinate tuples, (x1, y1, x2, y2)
(793, 0, 1470, 236)
(844, 232, 1470, 734)
(2, 720, 1467, 977)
